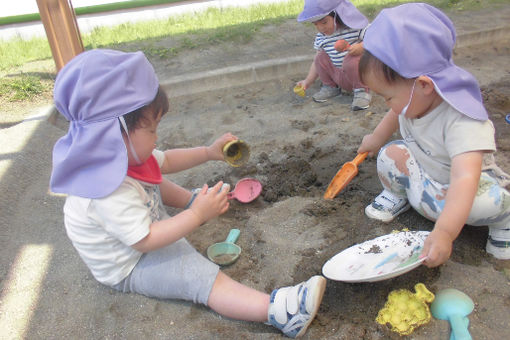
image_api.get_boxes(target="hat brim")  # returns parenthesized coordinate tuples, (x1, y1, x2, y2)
(51, 49, 159, 198)
(50, 118, 128, 198)
(298, 13, 329, 23)
(298, 1, 368, 29)
(428, 64, 487, 121)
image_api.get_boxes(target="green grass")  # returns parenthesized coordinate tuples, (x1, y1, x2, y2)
(1, 0, 506, 72)
(0, 0, 507, 104)
(0, 74, 46, 101)
(85, 1, 303, 54)
(0, 0, 303, 72)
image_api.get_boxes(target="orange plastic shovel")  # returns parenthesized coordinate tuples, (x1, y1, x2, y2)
(324, 152, 368, 200)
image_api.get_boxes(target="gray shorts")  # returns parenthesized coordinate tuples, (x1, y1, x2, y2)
(112, 238, 219, 305)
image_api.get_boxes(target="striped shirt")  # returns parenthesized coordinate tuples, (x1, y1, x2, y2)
(314, 26, 367, 68)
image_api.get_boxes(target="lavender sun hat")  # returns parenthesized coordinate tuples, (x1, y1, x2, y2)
(363, 3, 487, 120)
(298, 0, 368, 29)
(50, 49, 159, 198)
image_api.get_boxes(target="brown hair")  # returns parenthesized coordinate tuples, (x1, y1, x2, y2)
(358, 49, 405, 85)
(328, 11, 344, 27)
(122, 85, 169, 132)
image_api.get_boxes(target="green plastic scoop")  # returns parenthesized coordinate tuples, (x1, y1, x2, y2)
(430, 288, 474, 340)
(207, 229, 241, 266)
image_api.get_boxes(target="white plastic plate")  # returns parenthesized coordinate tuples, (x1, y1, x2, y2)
(322, 231, 430, 282)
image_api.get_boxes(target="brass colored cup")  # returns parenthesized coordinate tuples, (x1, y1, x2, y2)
(223, 140, 250, 167)
(293, 84, 305, 97)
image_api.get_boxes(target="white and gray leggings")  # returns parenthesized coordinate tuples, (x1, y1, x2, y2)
(376, 140, 510, 241)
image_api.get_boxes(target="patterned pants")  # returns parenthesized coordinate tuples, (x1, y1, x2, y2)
(376, 140, 510, 234)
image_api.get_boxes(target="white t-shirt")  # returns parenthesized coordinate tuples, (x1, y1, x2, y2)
(63, 150, 168, 286)
(399, 101, 496, 184)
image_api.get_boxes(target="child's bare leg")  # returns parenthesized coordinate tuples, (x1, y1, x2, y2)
(208, 272, 326, 338)
(207, 271, 270, 322)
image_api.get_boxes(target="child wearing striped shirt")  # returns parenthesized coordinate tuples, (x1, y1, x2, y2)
(296, 0, 371, 110)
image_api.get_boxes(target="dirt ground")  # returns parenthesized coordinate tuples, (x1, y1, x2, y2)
(2, 4, 510, 340)
(150, 8, 510, 339)
(158, 57, 510, 340)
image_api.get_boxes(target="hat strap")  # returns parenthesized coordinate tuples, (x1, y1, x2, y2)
(400, 79, 417, 116)
(119, 116, 142, 164)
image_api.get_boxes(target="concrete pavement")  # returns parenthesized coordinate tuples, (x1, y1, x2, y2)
(0, 0, 292, 39)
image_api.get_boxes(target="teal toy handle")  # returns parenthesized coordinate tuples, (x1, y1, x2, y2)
(449, 314, 471, 340)
(225, 229, 240, 244)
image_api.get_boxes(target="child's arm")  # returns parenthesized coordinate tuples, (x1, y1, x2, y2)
(347, 25, 368, 56)
(347, 41, 364, 56)
(297, 53, 319, 90)
(132, 181, 229, 252)
(421, 151, 483, 267)
(160, 133, 236, 174)
(357, 109, 399, 157)
(159, 178, 193, 208)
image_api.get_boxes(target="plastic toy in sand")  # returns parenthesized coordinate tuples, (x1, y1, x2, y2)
(222, 139, 250, 167)
(334, 39, 351, 52)
(376, 283, 435, 335)
(293, 84, 306, 97)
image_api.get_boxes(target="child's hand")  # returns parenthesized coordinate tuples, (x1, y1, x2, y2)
(190, 182, 230, 224)
(207, 133, 237, 161)
(296, 80, 311, 90)
(357, 133, 380, 157)
(347, 42, 364, 56)
(420, 229, 454, 267)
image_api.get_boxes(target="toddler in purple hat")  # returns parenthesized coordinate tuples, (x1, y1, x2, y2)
(356, 3, 510, 266)
(296, 0, 371, 110)
(50, 49, 325, 338)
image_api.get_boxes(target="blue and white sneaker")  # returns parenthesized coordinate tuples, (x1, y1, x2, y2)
(486, 224, 510, 260)
(365, 189, 410, 223)
(268, 275, 326, 338)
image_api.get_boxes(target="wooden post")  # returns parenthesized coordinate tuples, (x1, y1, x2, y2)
(36, 0, 84, 72)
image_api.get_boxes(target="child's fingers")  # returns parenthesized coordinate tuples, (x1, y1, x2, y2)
(297, 80, 307, 89)
(419, 247, 430, 265)
(208, 181, 224, 195)
(422, 245, 447, 267)
(423, 252, 440, 268)
(199, 184, 208, 194)
(221, 133, 235, 143)
(221, 202, 230, 214)
(420, 237, 433, 266)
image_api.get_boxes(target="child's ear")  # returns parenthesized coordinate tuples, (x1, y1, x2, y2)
(417, 76, 436, 95)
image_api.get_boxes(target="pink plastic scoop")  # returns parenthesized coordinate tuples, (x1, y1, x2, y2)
(227, 178, 262, 203)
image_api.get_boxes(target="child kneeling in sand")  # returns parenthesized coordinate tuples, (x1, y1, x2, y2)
(50, 49, 326, 338)
(357, 3, 510, 267)
(296, 0, 371, 110)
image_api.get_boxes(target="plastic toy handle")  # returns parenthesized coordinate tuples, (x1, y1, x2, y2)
(449, 314, 472, 340)
(225, 228, 240, 244)
(353, 152, 368, 166)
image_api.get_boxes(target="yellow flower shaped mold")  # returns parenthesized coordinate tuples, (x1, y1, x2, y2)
(376, 283, 435, 335)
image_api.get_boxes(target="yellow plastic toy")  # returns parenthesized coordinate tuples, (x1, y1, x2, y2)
(293, 84, 305, 97)
(376, 283, 435, 335)
(222, 140, 250, 167)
